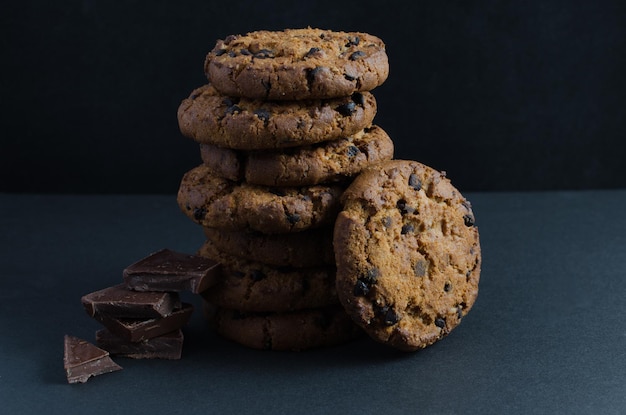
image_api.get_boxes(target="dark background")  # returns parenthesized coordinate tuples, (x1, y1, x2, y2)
(2, 0, 625, 194)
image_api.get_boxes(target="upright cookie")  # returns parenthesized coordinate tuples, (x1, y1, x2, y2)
(333, 160, 481, 351)
(202, 226, 334, 267)
(200, 125, 394, 187)
(204, 304, 362, 351)
(197, 239, 338, 313)
(204, 28, 389, 100)
(177, 165, 344, 234)
(178, 84, 377, 150)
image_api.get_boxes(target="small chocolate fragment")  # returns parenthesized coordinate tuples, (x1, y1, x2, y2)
(123, 249, 221, 294)
(63, 335, 122, 384)
(81, 284, 181, 319)
(96, 329, 184, 360)
(92, 303, 194, 343)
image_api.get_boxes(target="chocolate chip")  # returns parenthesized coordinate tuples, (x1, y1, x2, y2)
(336, 101, 357, 116)
(254, 109, 271, 125)
(286, 213, 301, 224)
(269, 188, 286, 196)
(319, 33, 326, 39)
(190, 91, 202, 100)
(192, 207, 206, 221)
(347, 145, 359, 157)
(377, 305, 399, 326)
(214, 49, 227, 56)
(306, 66, 324, 86)
(401, 224, 414, 234)
(434, 317, 446, 329)
(250, 269, 266, 281)
(463, 214, 475, 227)
(254, 49, 274, 59)
(397, 199, 416, 215)
(345, 36, 360, 47)
(227, 51, 237, 58)
(261, 79, 271, 93)
(221, 97, 239, 107)
(444, 282, 451, 292)
(344, 73, 356, 81)
(414, 260, 427, 277)
(239, 48, 251, 56)
(456, 305, 464, 320)
(225, 104, 241, 115)
(349, 51, 366, 60)
(363, 267, 380, 284)
(351, 92, 365, 106)
(408, 173, 422, 191)
(305, 47, 321, 57)
(353, 279, 370, 296)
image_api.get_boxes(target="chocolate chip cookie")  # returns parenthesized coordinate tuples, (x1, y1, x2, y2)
(204, 304, 362, 351)
(177, 165, 344, 234)
(202, 226, 334, 267)
(333, 160, 481, 351)
(178, 84, 377, 150)
(204, 28, 389, 100)
(199, 125, 394, 187)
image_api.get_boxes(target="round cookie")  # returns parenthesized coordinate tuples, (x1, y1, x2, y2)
(203, 304, 362, 351)
(202, 226, 334, 267)
(177, 165, 344, 234)
(178, 84, 377, 150)
(197, 239, 337, 312)
(204, 28, 389, 100)
(333, 160, 481, 352)
(200, 125, 394, 187)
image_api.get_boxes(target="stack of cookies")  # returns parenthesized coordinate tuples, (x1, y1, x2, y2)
(176, 28, 393, 350)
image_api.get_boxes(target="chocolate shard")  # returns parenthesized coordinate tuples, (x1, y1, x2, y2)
(81, 283, 181, 319)
(123, 249, 221, 294)
(96, 329, 184, 360)
(92, 303, 194, 343)
(63, 335, 122, 384)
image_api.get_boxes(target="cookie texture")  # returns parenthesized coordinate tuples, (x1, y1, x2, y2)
(204, 28, 389, 100)
(200, 125, 393, 187)
(204, 304, 362, 351)
(202, 226, 334, 267)
(177, 165, 344, 234)
(333, 160, 481, 351)
(178, 84, 377, 150)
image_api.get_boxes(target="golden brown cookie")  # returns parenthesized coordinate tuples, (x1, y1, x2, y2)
(177, 165, 344, 234)
(199, 125, 393, 186)
(204, 28, 389, 100)
(178, 84, 377, 150)
(333, 160, 481, 351)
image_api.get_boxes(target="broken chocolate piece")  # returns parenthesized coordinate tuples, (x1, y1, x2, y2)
(96, 329, 184, 360)
(92, 303, 194, 343)
(63, 335, 122, 384)
(123, 249, 221, 294)
(81, 284, 181, 319)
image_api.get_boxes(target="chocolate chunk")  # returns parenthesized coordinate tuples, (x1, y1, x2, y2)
(349, 51, 366, 60)
(397, 199, 416, 215)
(354, 267, 379, 296)
(336, 101, 357, 116)
(463, 214, 475, 227)
(401, 224, 414, 234)
(286, 213, 301, 225)
(377, 305, 399, 326)
(408, 173, 422, 190)
(92, 303, 194, 343)
(353, 279, 370, 296)
(96, 329, 184, 360)
(347, 145, 360, 157)
(434, 317, 446, 329)
(345, 36, 360, 47)
(81, 284, 181, 319)
(64, 335, 122, 384)
(254, 109, 271, 125)
(254, 48, 275, 59)
(123, 249, 221, 294)
(351, 92, 365, 106)
(193, 206, 206, 221)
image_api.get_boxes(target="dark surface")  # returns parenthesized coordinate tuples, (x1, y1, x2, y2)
(1, 191, 625, 414)
(2, 0, 626, 193)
